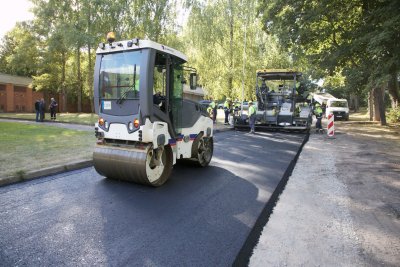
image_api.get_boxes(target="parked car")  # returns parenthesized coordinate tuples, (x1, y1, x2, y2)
(218, 103, 224, 109)
(198, 100, 212, 108)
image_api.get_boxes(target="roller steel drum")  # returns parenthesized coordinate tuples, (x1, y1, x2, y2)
(93, 144, 173, 186)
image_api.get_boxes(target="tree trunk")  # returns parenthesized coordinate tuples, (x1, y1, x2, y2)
(87, 6, 94, 114)
(228, 0, 234, 97)
(368, 89, 373, 121)
(77, 47, 82, 113)
(61, 50, 67, 113)
(88, 44, 94, 114)
(378, 86, 387, 126)
(372, 86, 386, 125)
(388, 70, 399, 109)
(350, 93, 359, 112)
(373, 87, 380, 121)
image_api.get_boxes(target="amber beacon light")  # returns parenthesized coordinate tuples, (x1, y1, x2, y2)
(107, 32, 116, 43)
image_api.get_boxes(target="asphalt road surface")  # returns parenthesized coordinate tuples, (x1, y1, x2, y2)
(0, 130, 305, 266)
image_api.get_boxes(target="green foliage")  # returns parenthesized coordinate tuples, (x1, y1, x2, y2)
(32, 73, 57, 91)
(0, 22, 39, 76)
(387, 107, 400, 123)
(259, 0, 400, 108)
(0, 0, 317, 108)
(0, 0, 182, 111)
(184, 0, 292, 101)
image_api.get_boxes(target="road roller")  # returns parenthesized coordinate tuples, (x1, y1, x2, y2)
(93, 33, 213, 186)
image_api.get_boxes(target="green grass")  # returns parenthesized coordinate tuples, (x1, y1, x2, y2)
(0, 121, 94, 178)
(0, 113, 98, 125)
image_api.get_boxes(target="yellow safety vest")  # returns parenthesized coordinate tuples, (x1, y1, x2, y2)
(249, 105, 256, 116)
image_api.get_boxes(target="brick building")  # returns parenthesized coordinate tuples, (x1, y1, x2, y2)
(0, 73, 69, 113)
(0, 73, 39, 112)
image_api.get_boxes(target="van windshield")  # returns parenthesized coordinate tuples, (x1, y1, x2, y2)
(330, 101, 348, 108)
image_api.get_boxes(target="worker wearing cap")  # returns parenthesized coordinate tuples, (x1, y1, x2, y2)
(224, 98, 231, 125)
(248, 101, 256, 134)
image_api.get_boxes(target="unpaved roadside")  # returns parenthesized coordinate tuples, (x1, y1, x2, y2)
(250, 120, 400, 266)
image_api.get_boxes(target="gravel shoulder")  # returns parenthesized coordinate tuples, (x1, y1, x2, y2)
(250, 119, 400, 266)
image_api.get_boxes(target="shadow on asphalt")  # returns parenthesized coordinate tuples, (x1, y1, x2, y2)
(93, 165, 260, 266)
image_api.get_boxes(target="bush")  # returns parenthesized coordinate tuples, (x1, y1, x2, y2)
(387, 107, 400, 123)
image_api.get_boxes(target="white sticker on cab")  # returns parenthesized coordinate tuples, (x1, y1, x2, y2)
(103, 101, 111, 110)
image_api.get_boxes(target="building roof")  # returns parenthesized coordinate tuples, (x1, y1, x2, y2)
(0, 73, 33, 87)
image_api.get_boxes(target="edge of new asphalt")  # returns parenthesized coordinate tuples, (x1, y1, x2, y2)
(233, 131, 310, 267)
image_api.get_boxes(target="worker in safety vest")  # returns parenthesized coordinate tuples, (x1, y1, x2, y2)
(314, 103, 323, 133)
(248, 101, 256, 134)
(232, 100, 240, 116)
(207, 106, 212, 117)
(209, 98, 217, 124)
(224, 98, 231, 125)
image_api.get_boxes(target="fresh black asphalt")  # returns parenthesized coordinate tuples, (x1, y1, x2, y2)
(0, 130, 305, 266)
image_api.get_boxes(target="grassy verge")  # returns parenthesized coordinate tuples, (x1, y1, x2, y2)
(0, 121, 94, 178)
(0, 113, 98, 125)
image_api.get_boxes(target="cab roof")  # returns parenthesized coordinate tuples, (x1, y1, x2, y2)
(96, 38, 188, 62)
(256, 69, 302, 80)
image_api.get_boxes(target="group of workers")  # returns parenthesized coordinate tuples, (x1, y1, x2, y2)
(207, 98, 257, 134)
(205, 97, 324, 134)
(206, 98, 233, 125)
(34, 97, 58, 122)
(204, 95, 327, 135)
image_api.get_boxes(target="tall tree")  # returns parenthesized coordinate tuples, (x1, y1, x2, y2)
(183, 0, 292, 100)
(259, 0, 400, 124)
(0, 22, 39, 77)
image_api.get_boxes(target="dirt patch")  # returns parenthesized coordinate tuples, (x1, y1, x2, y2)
(334, 120, 400, 266)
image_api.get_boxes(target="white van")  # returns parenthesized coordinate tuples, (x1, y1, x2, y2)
(326, 98, 349, 120)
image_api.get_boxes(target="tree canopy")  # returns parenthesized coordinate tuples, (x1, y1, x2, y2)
(259, 0, 400, 123)
(0, 0, 398, 121)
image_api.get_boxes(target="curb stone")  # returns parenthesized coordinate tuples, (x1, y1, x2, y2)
(0, 116, 94, 126)
(0, 160, 93, 187)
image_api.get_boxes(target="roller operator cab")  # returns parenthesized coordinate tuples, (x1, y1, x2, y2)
(93, 33, 213, 186)
(233, 69, 312, 131)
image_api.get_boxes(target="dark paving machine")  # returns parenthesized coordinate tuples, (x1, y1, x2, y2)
(233, 69, 312, 131)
